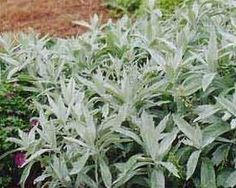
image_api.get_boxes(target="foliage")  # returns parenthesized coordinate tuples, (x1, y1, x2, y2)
(0, 80, 35, 187)
(104, 0, 183, 17)
(158, 0, 183, 13)
(1, 0, 236, 187)
(105, 0, 142, 16)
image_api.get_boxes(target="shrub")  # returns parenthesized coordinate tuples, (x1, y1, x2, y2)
(0, 81, 35, 187)
(1, 0, 236, 187)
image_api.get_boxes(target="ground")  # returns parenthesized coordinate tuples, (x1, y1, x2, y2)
(0, 0, 109, 37)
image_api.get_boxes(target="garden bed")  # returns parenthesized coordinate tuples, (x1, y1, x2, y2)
(0, 0, 109, 37)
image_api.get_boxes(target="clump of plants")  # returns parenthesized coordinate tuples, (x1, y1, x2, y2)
(0, 81, 35, 186)
(1, 0, 236, 187)
(104, 0, 183, 17)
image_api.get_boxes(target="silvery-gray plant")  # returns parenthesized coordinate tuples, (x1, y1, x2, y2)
(1, 0, 236, 187)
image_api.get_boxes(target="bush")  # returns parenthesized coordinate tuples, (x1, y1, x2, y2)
(0, 81, 35, 187)
(1, 0, 236, 187)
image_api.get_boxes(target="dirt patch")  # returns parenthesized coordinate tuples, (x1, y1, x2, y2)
(0, 0, 109, 37)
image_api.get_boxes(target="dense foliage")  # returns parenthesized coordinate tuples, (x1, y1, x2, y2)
(0, 81, 35, 186)
(1, 0, 236, 187)
(104, 0, 183, 17)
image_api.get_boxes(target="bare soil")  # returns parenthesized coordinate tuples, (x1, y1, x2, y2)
(0, 0, 109, 37)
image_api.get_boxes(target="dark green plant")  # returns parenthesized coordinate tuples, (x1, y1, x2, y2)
(0, 81, 35, 187)
(158, 0, 183, 13)
(105, 0, 183, 17)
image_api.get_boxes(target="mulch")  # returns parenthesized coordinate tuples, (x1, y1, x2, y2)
(0, 0, 109, 37)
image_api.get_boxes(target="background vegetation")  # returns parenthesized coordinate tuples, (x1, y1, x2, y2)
(105, 0, 183, 17)
(0, 80, 35, 186)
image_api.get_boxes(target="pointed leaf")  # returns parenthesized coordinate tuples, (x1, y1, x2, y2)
(226, 170, 236, 188)
(19, 162, 34, 187)
(202, 73, 216, 91)
(100, 158, 112, 188)
(160, 162, 179, 178)
(201, 159, 216, 188)
(151, 169, 165, 188)
(187, 150, 201, 180)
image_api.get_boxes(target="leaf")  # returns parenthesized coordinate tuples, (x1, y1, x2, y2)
(151, 169, 165, 188)
(7, 66, 20, 79)
(173, 115, 195, 141)
(72, 20, 91, 29)
(64, 137, 88, 148)
(186, 150, 201, 180)
(217, 170, 233, 187)
(148, 0, 156, 9)
(202, 123, 231, 147)
(212, 145, 230, 166)
(201, 159, 217, 188)
(194, 105, 219, 122)
(22, 149, 52, 167)
(34, 174, 50, 184)
(75, 173, 97, 188)
(115, 127, 142, 145)
(156, 114, 170, 133)
(100, 158, 112, 188)
(226, 170, 236, 188)
(140, 112, 158, 159)
(173, 115, 202, 148)
(160, 162, 179, 178)
(158, 129, 178, 157)
(182, 76, 202, 96)
(202, 73, 216, 91)
(0, 149, 19, 161)
(0, 54, 19, 66)
(19, 162, 34, 187)
(217, 97, 236, 117)
(113, 155, 146, 187)
(70, 151, 90, 175)
(230, 118, 236, 129)
(206, 29, 218, 72)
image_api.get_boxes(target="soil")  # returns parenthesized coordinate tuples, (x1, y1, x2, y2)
(0, 0, 109, 37)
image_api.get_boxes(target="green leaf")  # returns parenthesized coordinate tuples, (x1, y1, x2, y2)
(182, 76, 202, 96)
(212, 144, 230, 166)
(173, 115, 202, 148)
(100, 158, 112, 188)
(19, 162, 34, 188)
(226, 170, 236, 188)
(217, 170, 233, 187)
(173, 115, 195, 142)
(116, 127, 142, 145)
(202, 123, 231, 147)
(201, 159, 216, 188)
(34, 174, 50, 184)
(151, 169, 165, 188)
(217, 97, 236, 117)
(194, 105, 219, 122)
(156, 114, 170, 133)
(64, 137, 88, 148)
(206, 29, 218, 72)
(230, 118, 236, 129)
(160, 162, 179, 178)
(186, 150, 201, 180)
(70, 151, 90, 175)
(22, 149, 52, 167)
(202, 73, 216, 92)
(158, 129, 178, 157)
